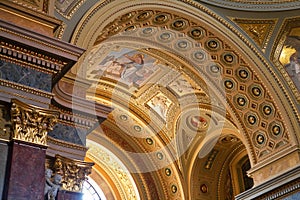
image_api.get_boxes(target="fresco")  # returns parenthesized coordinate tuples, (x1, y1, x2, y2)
(280, 27, 300, 91)
(87, 48, 159, 87)
(147, 93, 172, 121)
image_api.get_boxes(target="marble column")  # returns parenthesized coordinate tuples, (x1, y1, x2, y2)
(3, 99, 59, 200)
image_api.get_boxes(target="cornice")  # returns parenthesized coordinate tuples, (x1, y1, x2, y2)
(0, 20, 85, 85)
(196, 0, 300, 11)
(52, 77, 113, 120)
(236, 164, 300, 200)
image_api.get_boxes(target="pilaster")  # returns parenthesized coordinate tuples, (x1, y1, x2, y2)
(3, 99, 59, 200)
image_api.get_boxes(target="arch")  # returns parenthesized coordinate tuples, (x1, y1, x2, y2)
(66, 0, 300, 198)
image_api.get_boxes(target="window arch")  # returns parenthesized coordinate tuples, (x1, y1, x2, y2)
(82, 177, 106, 200)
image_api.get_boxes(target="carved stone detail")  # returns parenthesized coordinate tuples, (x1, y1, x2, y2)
(53, 154, 94, 192)
(10, 99, 59, 146)
(0, 103, 12, 140)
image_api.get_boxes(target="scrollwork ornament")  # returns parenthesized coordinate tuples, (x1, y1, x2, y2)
(53, 155, 94, 192)
(10, 99, 59, 146)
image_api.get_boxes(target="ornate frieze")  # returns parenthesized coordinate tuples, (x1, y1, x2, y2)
(0, 20, 85, 86)
(10, 99, 59, 146)
(52, 154, 94, 192)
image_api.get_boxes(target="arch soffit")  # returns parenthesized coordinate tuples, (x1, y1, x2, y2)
(71, 0, 299, 172)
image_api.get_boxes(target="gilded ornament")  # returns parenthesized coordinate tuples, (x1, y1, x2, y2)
(223, 53, 234, 64)
(239, 69, 249, 79)
(251, 86, 261, 97)
(165, 168, 171, 176)
(224, 80, 234, 89)
(248, 115, 256, 125)
(177, 41, 188, 49)
(125, 25, 136, 32)
(263, 105, 272, 115)
(146, 138, 153, 145)
(200, 184, 208, 193)
(210, 65, 220, 73)
(53, 155, 94, 192)
(156, 152, 164, 160)
(206, 39, 219, 50)
(142, 27, 153, 34)
(120, 12, 134, 21)
(154, 14, 168, 24)
(256, 134, 265, 144)
(136, 11, 151, 21)
(189, 28, 204, 39)
(171, 20, 186, 30)
(272, 124, 281, 135)
(133, 125, 142, 132)
(193, 51, 206, 61)
(171, 185, 177, 193)
(237, 97, 246, 106)
(10, 99, 59, 146)
(119, 114, 128, 121)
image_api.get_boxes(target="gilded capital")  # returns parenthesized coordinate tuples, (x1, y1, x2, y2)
(11, 99, 59, 146)
(53, 154, 94, 192)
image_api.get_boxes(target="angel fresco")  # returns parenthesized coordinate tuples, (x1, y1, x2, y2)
(280, 29, 300, 91)
(88, 48, 159, 87)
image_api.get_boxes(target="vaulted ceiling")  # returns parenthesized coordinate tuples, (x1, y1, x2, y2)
(50, 0, 300, 199)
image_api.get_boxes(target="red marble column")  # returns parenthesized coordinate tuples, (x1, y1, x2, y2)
(4, 142, 46, 200)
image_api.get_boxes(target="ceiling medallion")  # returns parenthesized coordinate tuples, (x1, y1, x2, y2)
(146, 138, 153, 145)
(165, 168, 172, 176)
(171, 19, 187, 31)
(153, 13, 169, 24)
(188, 27, 205, 40)
(253, 131, 267, 148)
(224, 79, 235, 90)
(136, 11, 152, 21)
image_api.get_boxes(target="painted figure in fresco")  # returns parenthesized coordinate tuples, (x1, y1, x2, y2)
(289, 52, 300, 82)
(90, 50, 157, 86)
(150, 95, 169, 119)
(190, 116, 208, 129)
(284, 35, 300, 89)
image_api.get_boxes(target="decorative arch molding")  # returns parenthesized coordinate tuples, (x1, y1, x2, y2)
(69, 0, 300, 188)
(87, 120, 187, 200)
(86, 140, 140, 200)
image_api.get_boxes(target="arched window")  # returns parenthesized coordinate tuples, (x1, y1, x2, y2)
(82, 177, 106, 200)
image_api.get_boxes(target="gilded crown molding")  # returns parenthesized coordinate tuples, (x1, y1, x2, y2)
(11, 98, 59, 146)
